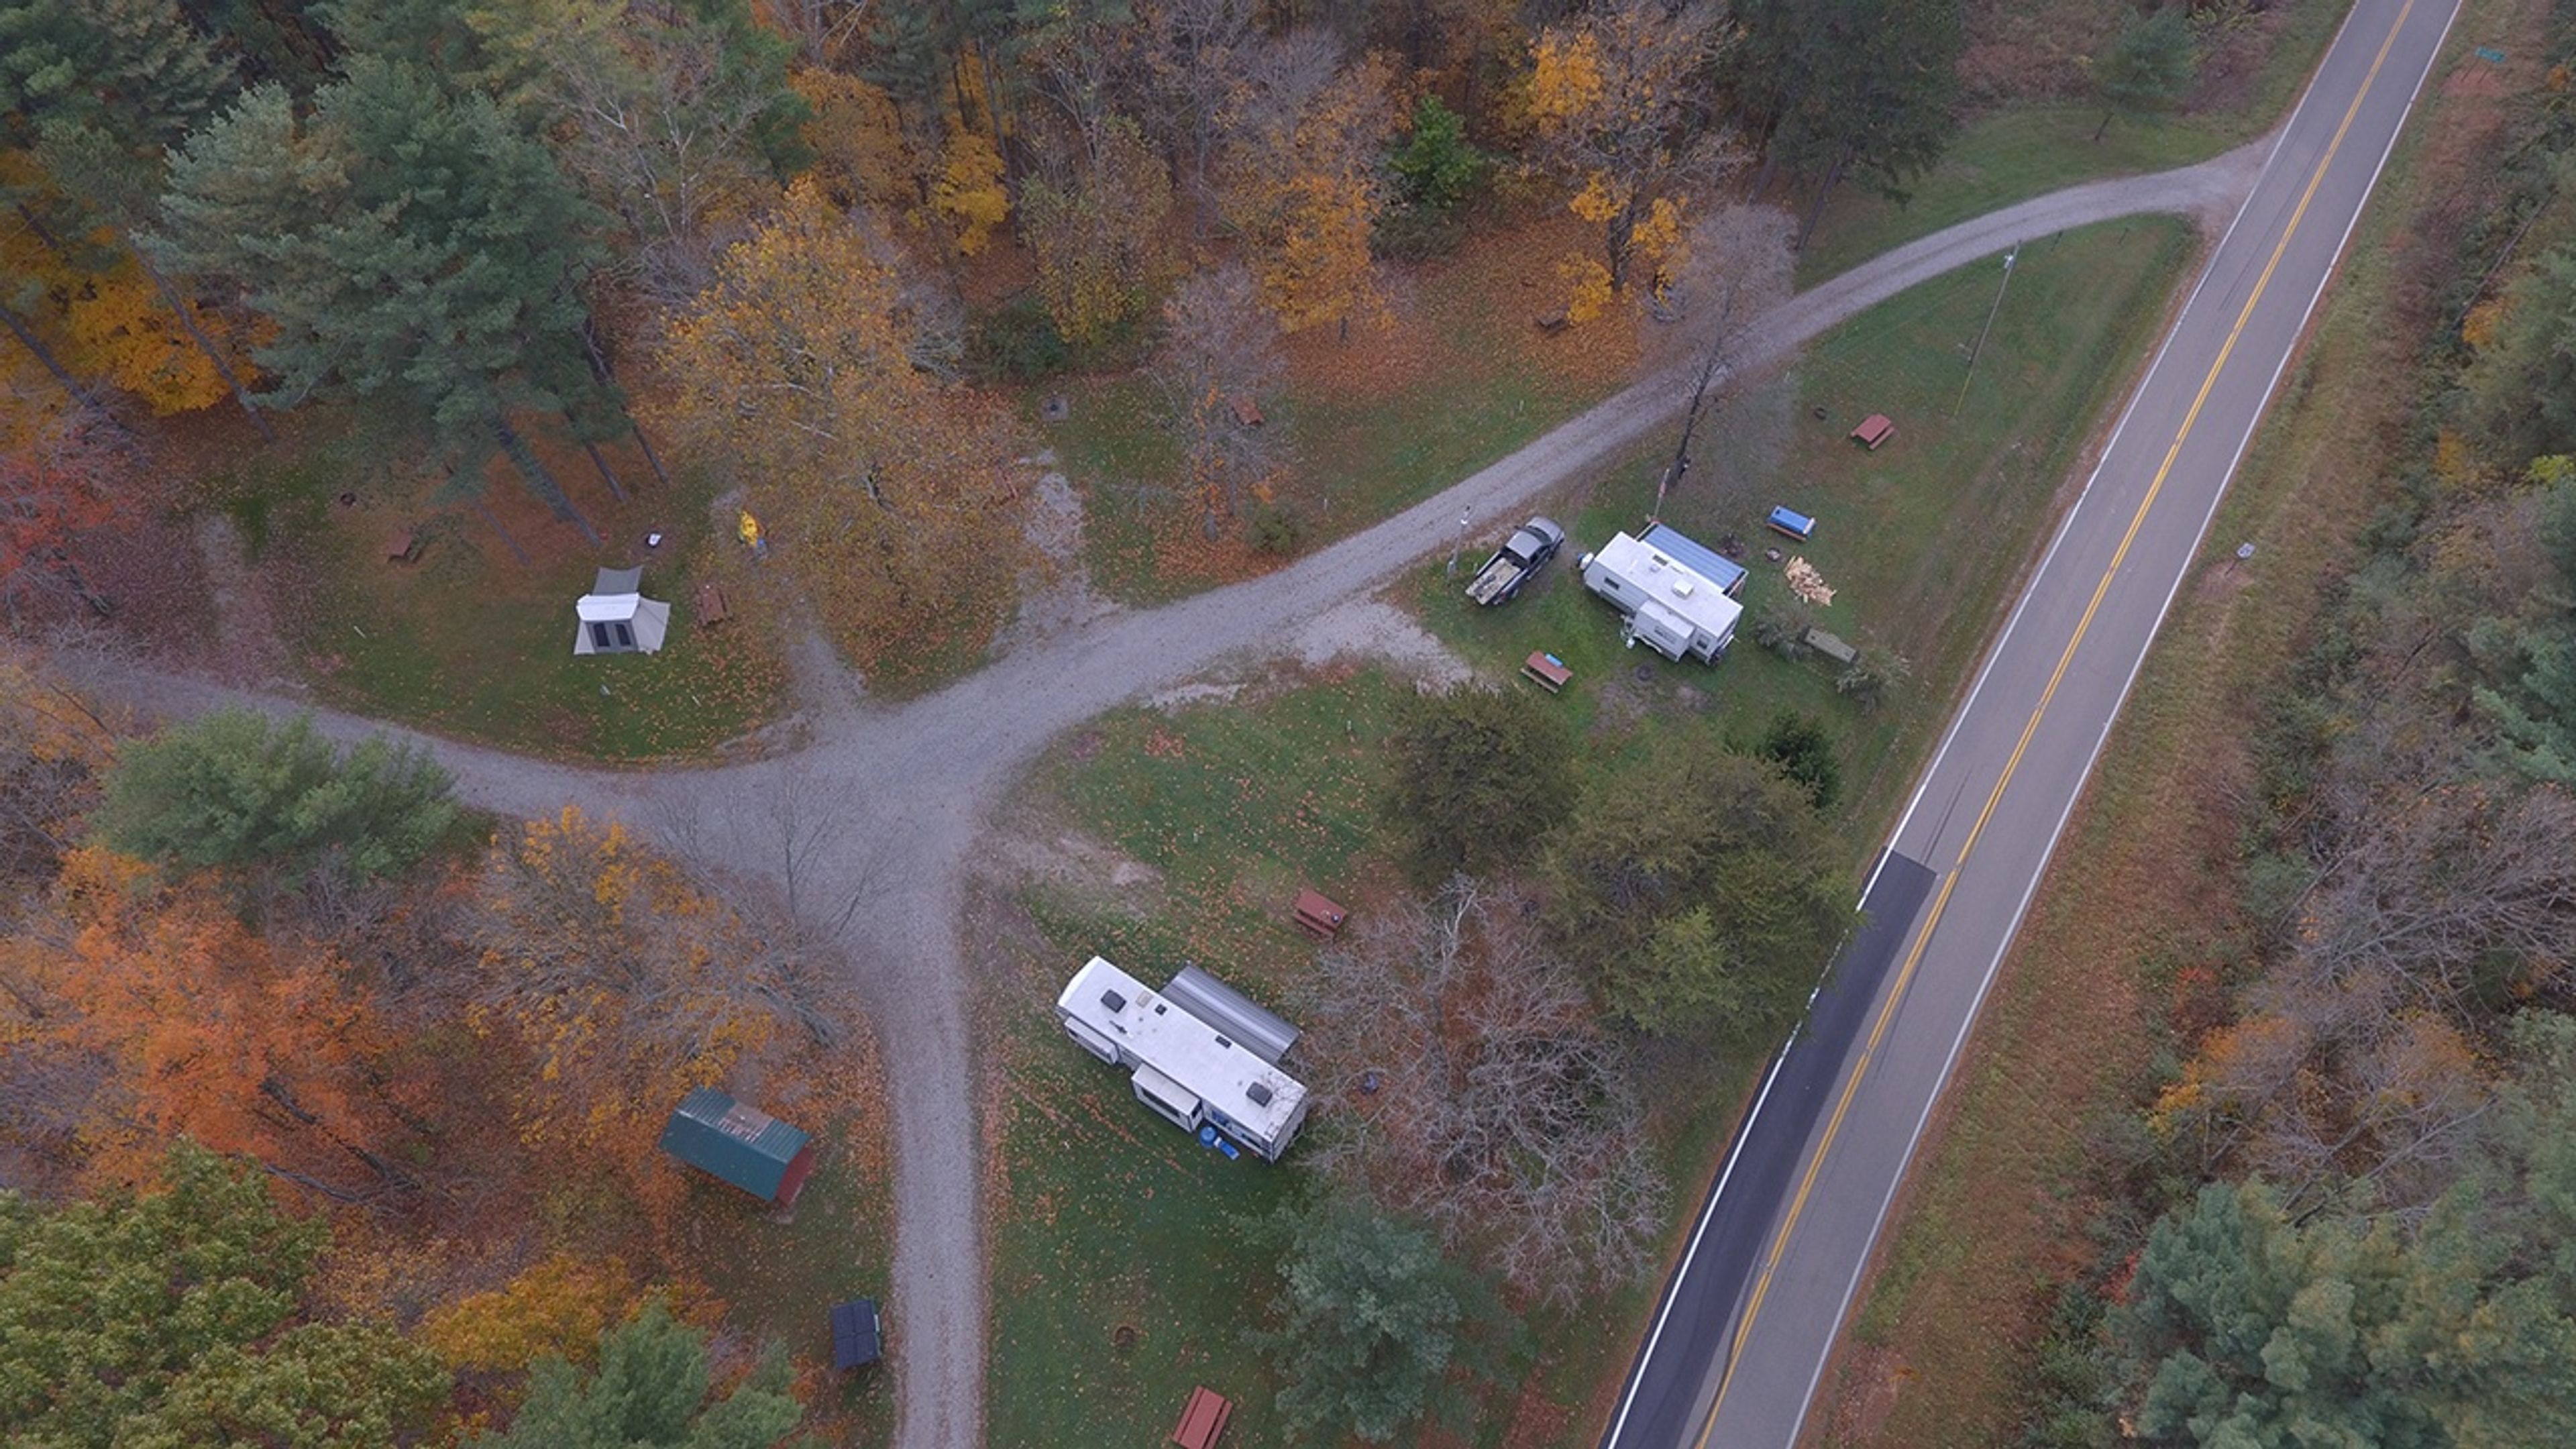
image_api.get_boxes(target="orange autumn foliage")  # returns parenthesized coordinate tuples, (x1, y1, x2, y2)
(1, 156, 259, 416)
(655, 179, 1024, 668)
(465, 807, 847, 1225)
(1219, 52, 1395, 333)
(0, 847, 424, 1193)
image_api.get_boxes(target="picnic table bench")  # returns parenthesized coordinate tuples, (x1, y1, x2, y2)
(695, 580, 731, 625)
(1171, 1387, 1234, 1449)
(384, 530, 422, 564)
(1521, 651, 1572, 693)
(1293, 888, 1347, 939)
(1850, 413, 1895, 450)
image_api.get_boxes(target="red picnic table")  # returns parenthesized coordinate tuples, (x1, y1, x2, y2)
(1171, 1386, 1234, 1448)
(1293, 888, 1348, 939)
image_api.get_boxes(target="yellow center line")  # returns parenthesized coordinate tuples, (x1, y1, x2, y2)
(1689, 5, 2417, 1442)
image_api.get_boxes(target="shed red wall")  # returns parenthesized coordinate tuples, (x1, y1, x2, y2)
(773, 1142, 819, 1208)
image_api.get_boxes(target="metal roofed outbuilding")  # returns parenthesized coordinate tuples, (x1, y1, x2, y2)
(657, 1087, 818, 1206)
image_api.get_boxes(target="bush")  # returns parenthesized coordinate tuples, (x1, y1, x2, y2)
(1384, 686, 1578, 881)
(1388, 95, 1485, 214)
(1752, 711, 1842, 810)
(99, 710, 456, 883)
(1835, 649, 1910, 710)
(1545, 736, 1846, 1036)
(1752, 602, 1818, 659)
(1247, 1199, 1508, 1445)
(1246, 501, 1307, 555)
(963, 292, 1070, 382)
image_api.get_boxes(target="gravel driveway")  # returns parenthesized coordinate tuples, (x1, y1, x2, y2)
(64, 140, 2264, 1449)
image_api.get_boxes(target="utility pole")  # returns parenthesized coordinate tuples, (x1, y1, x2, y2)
(1654, 278, 1742, 521)
(1953, 242, 2019, 419)
(1448, 513, 1468, 577)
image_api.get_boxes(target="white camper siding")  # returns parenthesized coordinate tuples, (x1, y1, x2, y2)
(1580, 531, 1743, 662)
(1054, 956, 1311, 1159)
(1131, 1065, 1201, 1127)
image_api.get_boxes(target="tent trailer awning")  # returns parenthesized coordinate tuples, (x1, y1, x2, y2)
(1163, 965, 1299, 1064)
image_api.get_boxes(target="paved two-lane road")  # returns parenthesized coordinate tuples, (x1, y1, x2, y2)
(1601, 2, 2461, 1445)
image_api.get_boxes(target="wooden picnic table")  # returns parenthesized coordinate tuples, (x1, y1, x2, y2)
(1850, 413, 1896, 450)
(1171, 1387, 1234, 1449)
(1521, 651, 1572, 693)
(1293, 888, 1347, 939)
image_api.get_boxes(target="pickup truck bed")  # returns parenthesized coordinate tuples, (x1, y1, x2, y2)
(1464, 517, 1566, 606)
(1466, 555, 1531, 604)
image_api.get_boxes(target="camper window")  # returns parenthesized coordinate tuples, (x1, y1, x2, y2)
(588, 622, 614, 650)
(612, 621, 636, 649)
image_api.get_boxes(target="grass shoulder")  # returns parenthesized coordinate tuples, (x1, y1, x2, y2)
(1797, 0, 2353, 285)
(1802, 0, 2530, 1440)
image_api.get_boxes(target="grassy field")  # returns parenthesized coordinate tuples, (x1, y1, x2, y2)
(1796, 0, 2353, 284)
(983, 667, 1765, 1448)
(1039, 214, 1640, 606)
(981, 213, 2200, 1448)
(1415, 215, 2197, 835)
(185, 406, 788, 761)
(1802, 2, 2529, 1442)
(983, 669, 1405, 1449)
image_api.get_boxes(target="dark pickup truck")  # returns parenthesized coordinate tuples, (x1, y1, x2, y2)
(1464, 517, 1566, 606)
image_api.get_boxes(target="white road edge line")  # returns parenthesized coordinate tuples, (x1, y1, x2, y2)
(1872, 5, 2348, 878)
(1601, 1043, 1798, 1449)
(1788, 1, 2461, 1441)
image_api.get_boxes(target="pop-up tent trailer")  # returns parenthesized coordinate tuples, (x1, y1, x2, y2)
(572, 566, 672, 655)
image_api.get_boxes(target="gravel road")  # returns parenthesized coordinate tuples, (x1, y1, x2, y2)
(62, 139, 2264, 1449)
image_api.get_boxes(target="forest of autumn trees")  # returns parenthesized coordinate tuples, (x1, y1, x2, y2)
(0, 1, 2371, 1444)
(0, 680, 870, 1442)
(0, 0, 1999, 649)
(1993, 9, 2576, 1446)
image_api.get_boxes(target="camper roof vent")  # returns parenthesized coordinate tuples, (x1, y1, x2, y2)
(1246, 1082, 1274, 1106)
(1099, 989, 1127, 1013)
(1672, 579, 1695, 597)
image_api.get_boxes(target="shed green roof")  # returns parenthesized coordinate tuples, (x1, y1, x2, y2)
(658, 1087, 810, 1199)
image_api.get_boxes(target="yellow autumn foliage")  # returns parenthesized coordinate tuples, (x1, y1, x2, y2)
(420, 1254, 633, 1373)
(1526, 31, 1606, 125)
(931, 131, 1010, 256)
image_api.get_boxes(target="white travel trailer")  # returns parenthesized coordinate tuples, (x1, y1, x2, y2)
(1578, 527, 1745, 663)
(1054, 957, 1311, 1161)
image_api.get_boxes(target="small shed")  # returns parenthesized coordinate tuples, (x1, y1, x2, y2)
(573, 566, 672, 656)
(829, 1299, 883, 1368)
(657, 1087, 818, 1207)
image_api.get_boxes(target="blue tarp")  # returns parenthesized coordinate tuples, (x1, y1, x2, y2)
(1768, 506, 1817, 541)
(1640, 523, 1748, 596)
